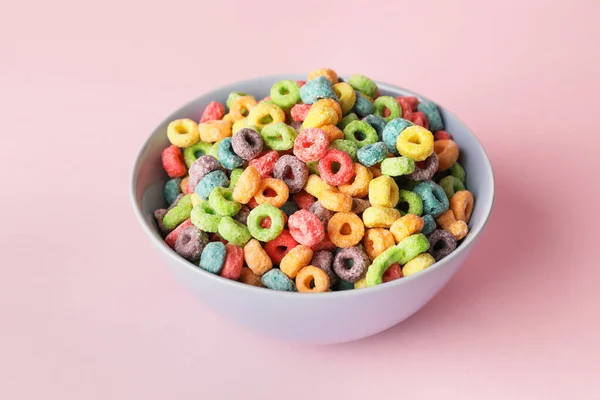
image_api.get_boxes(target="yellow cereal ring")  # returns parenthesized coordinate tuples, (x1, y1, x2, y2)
(247, 103, 286, 130)
(390, 214, 424, 243)
(327, 212, 365, 248)
(338, 163, 373, 198)
(230, 95, 258, 122)
(368, 175, 399, 208)
(254, 178, 289, 208)
(362, 228, 396, 260)
(332, 82, 357, 115)
(304, 174, 335, 198)
(296, 265, 331, 293)
(308, 68, 339, 83)
(167, 118, 200, 147)
(319, 189, 353, 212)
(222, 113, 233, 123)
(396, 125, 434, 162)
(198, 119, 233, 143)
(320, 124, 345, 142)
(232, 165, 261, 204)
(232, 117, 249, 135)
(436, 209, 469, 240)
(190, 193, 203, 207)
(280, 245, 313, 278)
(354, 277, 368, 289)
(312, 98, 343, 121)
(402, 253, 435, 277)
(362, 206, 402, 228)
(243, 239, 273, 276)
(302, 106, 339, 129)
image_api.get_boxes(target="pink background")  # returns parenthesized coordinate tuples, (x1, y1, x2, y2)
(2, 0, 599, 398)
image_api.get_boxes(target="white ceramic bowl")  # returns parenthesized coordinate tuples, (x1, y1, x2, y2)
(130, 75, 495, 344)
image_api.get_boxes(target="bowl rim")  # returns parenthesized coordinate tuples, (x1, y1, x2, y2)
(130, 74, 496, 299)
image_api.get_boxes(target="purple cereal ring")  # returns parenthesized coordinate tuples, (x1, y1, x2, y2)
(311, 250, 337, 285)
(188, 155, 224, 192)
(333, 246, 371, 283)
(427, 229, 457, 261)
(290, 121, 303, 132)
(273, 154, 308, 193)
(309, 201, 334, 227)
(407, 152, 439, 181)
(351, 198, 371, 214)
(233, 204, 251, 225)
(174, 225, 209, 262)
(154, 208, 169, 235)
(232, 128, 264, 161)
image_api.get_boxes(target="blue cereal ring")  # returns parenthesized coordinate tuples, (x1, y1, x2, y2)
(299, 76, 338, 104)
(195, 170, 230, 200)
(199, 241, 226, 274)
(357, 142, 388, 167)
(362, 114, 387, 141)
(261, 269, 297, 292)
(421, 214, 436, 235)
(417, 101, 444, 132)
(352, 91, 374, 117)
(413, 180, 449, 217)
(281, 201, 299, 217)
(382, 118, 412, 155)
(217, 137, 244, 170)
(164, 178, 182, 206)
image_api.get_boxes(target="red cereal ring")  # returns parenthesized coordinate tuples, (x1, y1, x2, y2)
(293, 128, 329, 162)
(161, 145, 187, 178)
(288, 210, 326, 247)
(409, 111, 429, 129)
(249, 151, 280, 178)
(382, 262, 403, 282)
(397, 98, 413, 120)
(318, 149, 354, 186)
(395, 96, 419, 111)
(200, 101, 226, 123)
(209, 233, 228, 245)
(220, 244, 244, 280)
(291, 104, 311, 122)
(264, 229, 298, 264)
(296, 80, 306, 88)
(434, 130, 452, 141)
(292, 190, 316, 210)
(310, 237, 337, 252)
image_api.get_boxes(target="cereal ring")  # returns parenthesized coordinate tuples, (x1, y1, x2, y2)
(161, 145, 187, 178)
(402, 253, 435, 277)
(288, 209, 326, 247)
(299, 76, 338, 104)
(351, 92, 375, 118)
(310, 98, 342, 121)
(261, 269, 296, 292)
(164, 178, 183, 205)
(421, 214, 436, 235)
(190, 202, 221, 232)
(247, 203, 285, 242)
(362, 228, 395, 260)
(231, 128, 264, 160)
(390, 214, 424, 243)
(351, 198, 370, 214)
(226, 92, 250, 109)
(195, 170, 229, 200)
(369, 176, 399, 208)
(247, 103, 286, 130)
(302, 102, 340, 129)
(382, 263, 403, 282)
(200, 101, 226, 123)
(217, 137, 244, 170)
(199, 241, 227, 274)
(395, 96, 419, 111)
(243, 239, 273, 276)
(167, 119, 200, 147)
(188, 155, 225, 191)
(281, 201, 299, 216)
(163, 194, 193, 230)
(217, 216, 252, 246)
(374, 96, 402, 122)
(406, 152, 439, 181)
(396, 125, 434, 162)
(310, 250, 336, 284)
(338, 163, 373, 198)
(232, 165, 261, 204)
(434, 130, 452, 141)
(248, 150, 279, 178)
(296, 266, 331, 293)
(382, 118, 412, 155)
(280, 245, 313, 278)
(232, 118, 249, 135)
(417, 101, 444, 132)
(183, 141, 213, 168)
(332, 82, 356, 114)
(293, 128, 329, 162)
(270, 80, 301, 110)
(396, 189, 424, 216)
(333, 246, 370, 283)
(327, 212, 365, 248)
(357, 142, 388, 167)
(309, 201, 334, 226)
(208, 140, 221, 158)
(291, 103, 311, 122)
(308, 68, 338, 83)
(439, 175, 466, 200)
(333, 279, 355, 291)
(198, 120, 233, 143)
(233, 204, 251, 225)
(264, 229, 298, 264)
(337, 113, 358, 130)
(436, 210, 468, 240)
(433, 140, 459, 171)
(174, 225, 208, 262)
(260, 122, 297, 151)
(362, 206, 402, 228)
(343, 120, 378, 148)
(208, 187, 241, 217)
(449, 162, 466, 183)
(318, 149, 354, 186)
(239, 267, 263, 287)
(329, 139, 358, 161)
(414, 180, 449, 217)
(164, 219, 193, 247)
(220, 244, 244, 280)
(228, 169, 243, 191)
(319, 124, 345, 142)
(362, 115, 387, 141)
(427, 229, 457, 261)
(303, 174, 335, 198)
(450, 190, 474, 223)
(348, 74, 378, 98)
(409, 111, 429, 129)
(230, 95, 258, 121)
(273, 155, 308, 193)
(380, 157, 416, 177)
(254, 178, 289, 208)
(319, 189, 353, 212)
(291, 190, 315, 211)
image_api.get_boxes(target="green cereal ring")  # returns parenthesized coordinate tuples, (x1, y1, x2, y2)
(329, 139, 358, 161)
(260, 122, 297, 151)
(208, 141, 221, 159)
(337, 113, 358, 130)
(365, 233, 429, 286)
(306, 161, 320, 175)
(439, 176, 465, 200)
(208, 187, 241, 216)
(218, 216, 252, 246)
(374, 96, 402, 122)
(247, 204, 285, 242)
(229, 168, 243, 190)
(348, 74, 378, 99)
(380, 157, 416, 176)
(343, 120, 378, 148)
(190, 202, 221, 232)
(396, 190, 424, 216)
(162, 194, 193, 230)
(449, 162, 466, 183)
(226, 92, 250, 109)
(183, 141, 213, 168)
(270, 80, 301, 110)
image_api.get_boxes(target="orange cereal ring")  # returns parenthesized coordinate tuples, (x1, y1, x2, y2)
(180, 176, 192, 194)
(254, 178, 289, 208)
(433, 139, 460, 171)
(243, 239, 273, 276)
(239, 266, 263, 287)
(362, 206, 402, 228)
(450, 190, 474, 223)
(230, 95, 258, 122)
(362, 228, 395, 260)
(369, 166, 382, 178)
(198, 120, 233, 142)
(327, 212, 365, 248)
(436, 210, 469, 240)
(308, 68, 339, 84)
(319, 189, 353, 212)
(338, 163, 373, 198)
(295, 265, 331, 293)
(280, 245, 313, 278)
(320, 124, 345, 142)
(232, 165, 261, 204)
(390, 214, 424, 243)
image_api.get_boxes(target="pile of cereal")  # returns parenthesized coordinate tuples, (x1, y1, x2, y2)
(154, 68, 474, 292)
